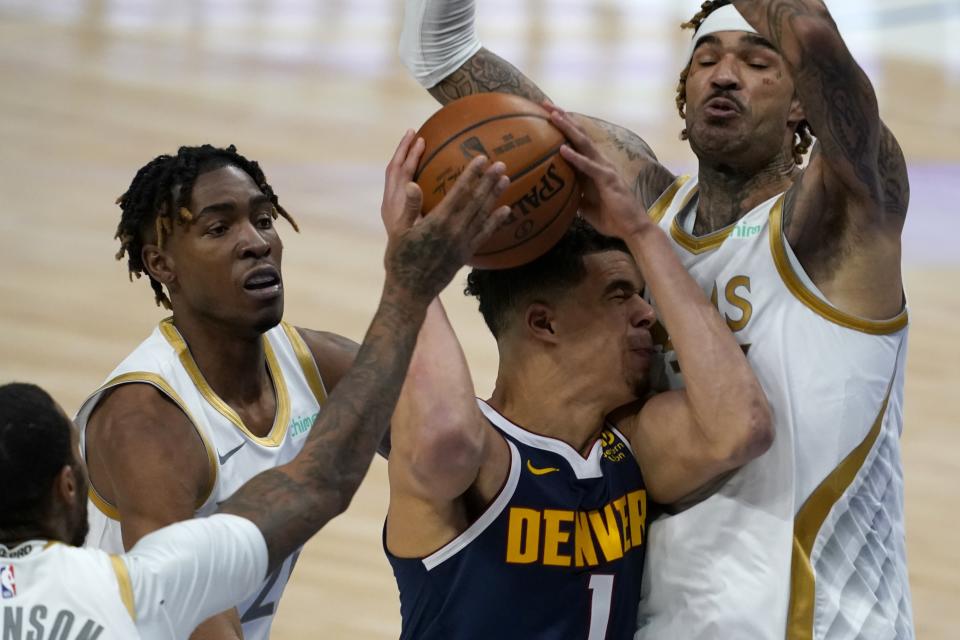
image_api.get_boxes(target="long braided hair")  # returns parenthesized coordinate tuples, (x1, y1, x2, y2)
(114, 145, 298, 309)
(675, 0, 814, 165)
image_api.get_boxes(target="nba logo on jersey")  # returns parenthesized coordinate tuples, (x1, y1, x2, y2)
(0, 564, 15, 598)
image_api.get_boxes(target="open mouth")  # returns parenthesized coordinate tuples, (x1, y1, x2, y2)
(243, 267, 282, 297)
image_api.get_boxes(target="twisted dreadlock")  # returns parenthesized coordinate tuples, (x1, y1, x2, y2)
(114, 144, 298, 309)
(675, 0, 814, 165)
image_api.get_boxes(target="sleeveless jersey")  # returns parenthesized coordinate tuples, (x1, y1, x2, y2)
(387, 399, 652, 640)
(635, 177, 913, 639)
(75, 318, 327, 640)
(0, 515, 268, 640)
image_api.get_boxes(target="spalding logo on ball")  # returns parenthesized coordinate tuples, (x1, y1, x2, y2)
(414, 93, 581, 270)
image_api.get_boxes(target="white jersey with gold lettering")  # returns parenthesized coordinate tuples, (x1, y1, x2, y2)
(75, 318, 327, 640)
(635, 177, 913, 639)
(0, 514, 267, 640)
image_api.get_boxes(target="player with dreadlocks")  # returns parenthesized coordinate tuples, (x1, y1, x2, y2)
(76, 143, 374, 640)
(398, 0, 913, 637)
(112, 144, 299, 310)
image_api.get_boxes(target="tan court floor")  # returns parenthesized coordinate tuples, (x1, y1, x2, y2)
(1, 0, 958, 637)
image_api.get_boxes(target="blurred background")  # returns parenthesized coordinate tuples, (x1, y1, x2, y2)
(1, 0, 957, 637)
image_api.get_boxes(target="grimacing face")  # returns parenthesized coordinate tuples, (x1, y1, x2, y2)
(684, 31, 804, 168)
(552, 251, 657, 407)
(159, 165, 285, 335)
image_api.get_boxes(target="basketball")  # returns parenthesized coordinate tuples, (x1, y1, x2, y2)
(414, 93, 581, 269)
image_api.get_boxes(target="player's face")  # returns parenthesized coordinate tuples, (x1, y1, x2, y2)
(165, 165, 284, 335)
(684, 31, 802, 167)
(555, 251, 656, 405)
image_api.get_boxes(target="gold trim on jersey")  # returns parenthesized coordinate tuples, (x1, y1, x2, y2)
(786, 389, 891, 640)
(769, 200, 909, 335)
(281, 322, 328, 407)
(159, 318, 291, 447)
(668, 184, 742, 254)
(86, 371, 218, 519)
(89, 484, 122, 521)
(647, 175, 691, 224)
(110, 554, 136, 621)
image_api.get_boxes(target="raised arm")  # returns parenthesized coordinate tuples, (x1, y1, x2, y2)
(219, 132, 511, 572)
(734, 1, 908, 222)
(398, 0, 676, 207)
(552, 109, 773, 506)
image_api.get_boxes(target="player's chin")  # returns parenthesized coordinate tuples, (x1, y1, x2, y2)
(689, 120, 744, 148)
(246, 296, 284, 334)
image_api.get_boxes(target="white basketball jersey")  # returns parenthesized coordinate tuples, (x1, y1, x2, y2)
(0, 515, 268, 640)
(636, 177, 913, 639)
(76, 318, 327, 640)
(0, 541, 138, 639)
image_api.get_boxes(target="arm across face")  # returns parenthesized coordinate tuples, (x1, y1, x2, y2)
(551, 109, 773, 506)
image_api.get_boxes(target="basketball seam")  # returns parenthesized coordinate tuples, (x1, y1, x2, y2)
(474, 178, 578, 257)
(505, 145, 564, 183)
(414, 113, 554, 181)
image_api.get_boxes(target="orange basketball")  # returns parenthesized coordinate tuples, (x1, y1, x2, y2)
(414, 93, 581, 269)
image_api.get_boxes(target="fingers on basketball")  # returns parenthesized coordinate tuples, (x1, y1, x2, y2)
(401, 183, 424, 228)
(414, 93, 582, 268)
(387, 129, 416, 179)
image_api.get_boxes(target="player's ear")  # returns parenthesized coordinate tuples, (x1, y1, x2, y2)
(142, 244, 177, 289)
(53, 464, 78, 506)
(525, 302, 559, 344)
(788, 92, 805, 128)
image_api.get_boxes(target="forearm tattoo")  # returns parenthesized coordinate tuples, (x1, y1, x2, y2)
(220, 294, 424, 572)
(429, 48, 550, 105)
(737, 0, 907, 218)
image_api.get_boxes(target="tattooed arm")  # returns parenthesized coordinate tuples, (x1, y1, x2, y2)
(429, 46, 677, 208)
(295, 329, 392, 457)
(735, 1, 908, 220)
(735, 0, 907, 317)
(219, 132, 511, 572)
(399, 0, 676, 208)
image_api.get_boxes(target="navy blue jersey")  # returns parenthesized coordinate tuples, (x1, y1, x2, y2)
(387, 399, 651, 640)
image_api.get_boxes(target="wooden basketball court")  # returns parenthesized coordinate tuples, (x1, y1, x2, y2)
(1, 0, 957, 637)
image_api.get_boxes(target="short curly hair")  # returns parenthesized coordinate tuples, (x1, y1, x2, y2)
(0, 383, 74, 525)
(675, 0, 814, 165)
(114, 145, 298, 309)
(465, 217, 629, 338)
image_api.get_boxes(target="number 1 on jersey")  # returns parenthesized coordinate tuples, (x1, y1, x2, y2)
(587, 574, 614, 640)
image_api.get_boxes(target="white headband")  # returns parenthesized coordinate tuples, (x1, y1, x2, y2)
(684, 4, 759, 67)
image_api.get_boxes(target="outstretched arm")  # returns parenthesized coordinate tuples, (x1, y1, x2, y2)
(552, 109, 773, 505)
(399, 0, 676, 207)
(219, 132, 511, 572)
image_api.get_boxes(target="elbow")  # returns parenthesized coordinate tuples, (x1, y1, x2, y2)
(707, 393, 773, 471)
(732, 396, 774, 466)
(789, 12, 843, 58)
(409, 425, 484, 486)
